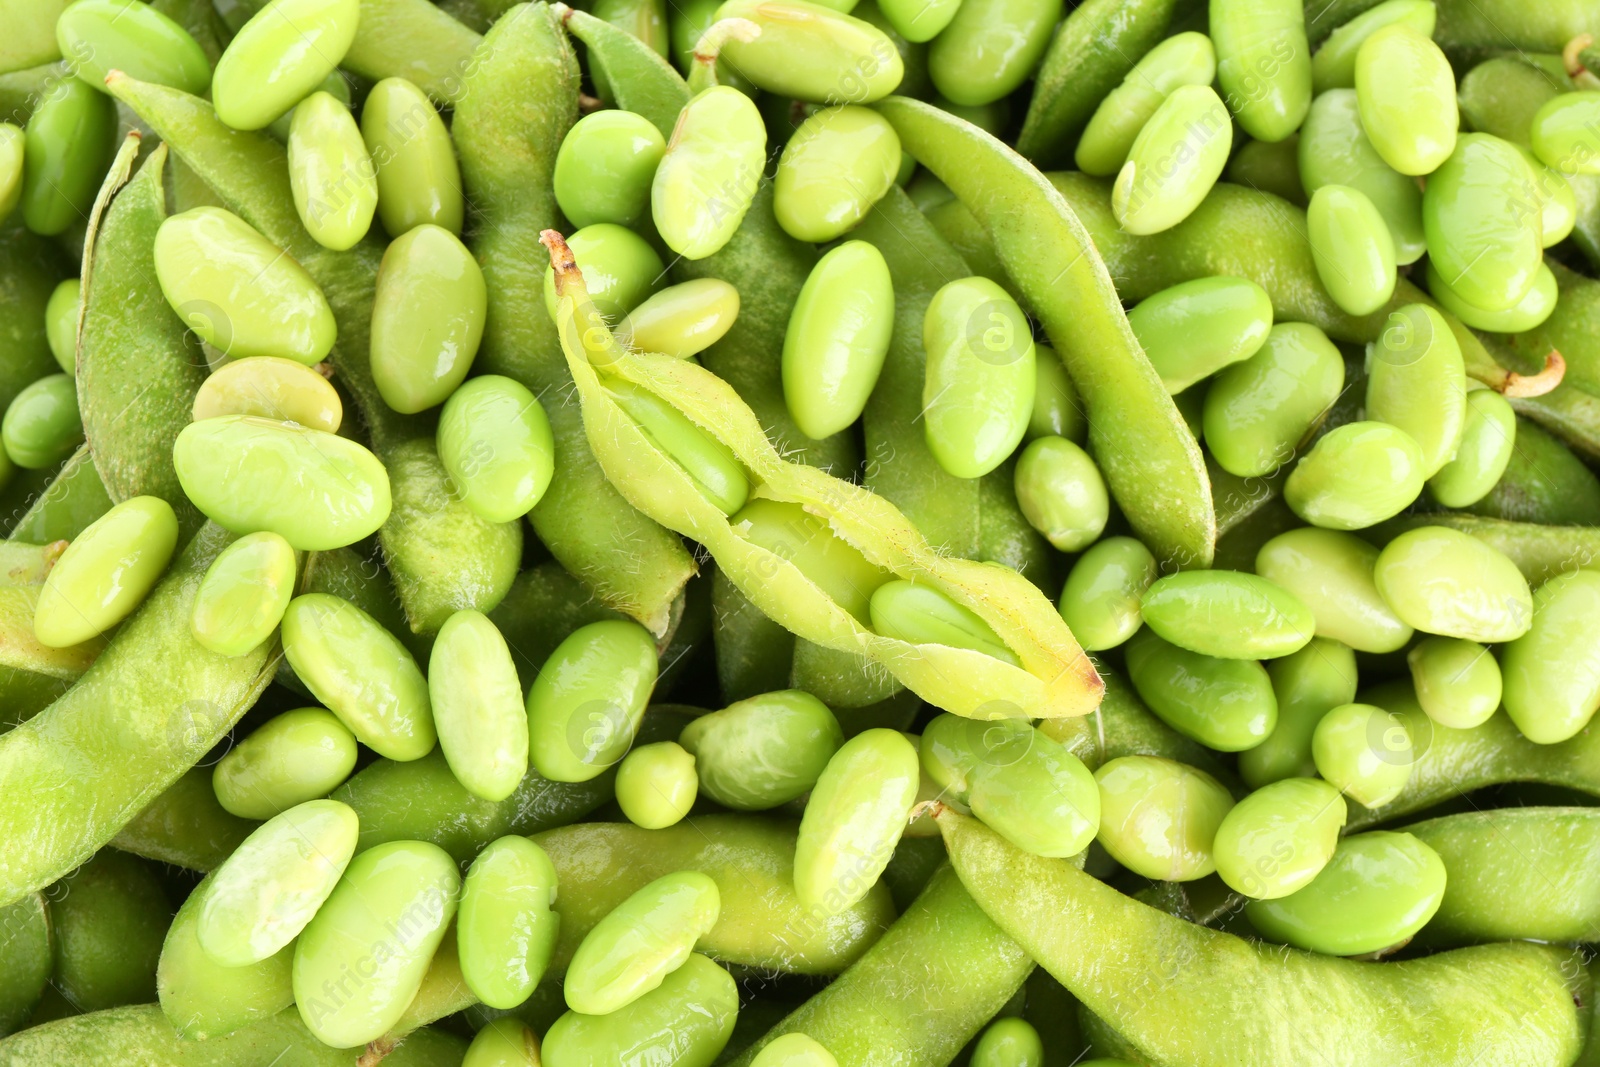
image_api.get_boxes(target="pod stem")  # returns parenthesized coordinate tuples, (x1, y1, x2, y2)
(1565, 34, 1600, 89)
(541, 229, 581, 298)
(1495, 349, 1567, 398)
(909, 799, 948, 825)
(688, 18, 760, 94)
(356, 1039, 395, 1067)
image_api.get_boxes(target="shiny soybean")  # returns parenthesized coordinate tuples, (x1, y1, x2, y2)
(526, 619, 659, 783)
(730, 498, 889, 620)
(1057, 535, 1158, 652)
(927, 0, 1060, 107)
(1210, 0, 1312, 143)
(1407, 636, 1501, 730)
(430, 610, 527, 803)
(0, 123, 23, 220)
(1531, 92, 1600, 176)
(1076, 32, 1217, 177)
(1093, 755, 1234, 882)
(20, 75, 118, 236)
(1422, 134, 1544, 312)
(211, 0, 360, 131)
(1427, 386, 1515, 508)
(437, 374, 555, 524)
(34, 495, 178, 648)
(678, 689, 843, 809)
(782, 240, 895, 441)
(191, 357, 343, 432)
(361, 77, 465, 237)
(1373, 526, 1533, 644)
(1353, 25, 1456, 176)
(972, 1018, 1045, 1067)
(55, 0, 212, 95)
(922, 276, 1036, 479)
(869, 579, 1018, 665)
(212, 707, 358, 820)
(189, 530, 298, 657)
(1012, 436, 1108, 552)
(458, 836, 560, 1011)
(542, 221, 665, 322)
(45, 276, 79, 373)
(775, 106, 902, 242)
(1124, 628, 1277, 751)
(1500, 569, 1600, 744)
(1307, 184, 1396, 316)
(652, 85, 766, 260)
(1255, 527, 1413, 653)
(1309, 0, 1436, 93)
(606, 377, 751, 515)
(1298, 89, 1426, 264)
(3, 372, 81, 469)
(555, 110, 667, 229)
(1126, 276, 1273, 394)
(564, 870, 721, 1015)
(1364, 303, 1465, 479)
(542, 953, 737, 1067)
(1111, 84, 1233, 236)
(287, 92, 377, 252)
(1140, 570, 1314, 660)
(372, 224, 488, 413)
(616, 278, 741, 358)
(1427, 257, 1557, 333)
(1283, 421, 1425, 530)
(1202, 321, 1343, 478)
(1311, 702, 1413, 808)
(616, 741, 699, 829)
(752, 1033, 841, 1067)
(794, 727, 919, 915)
(1212, 777, 1346, 899)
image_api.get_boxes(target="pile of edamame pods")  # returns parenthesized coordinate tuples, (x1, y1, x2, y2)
(11, 0, 1600, 1063)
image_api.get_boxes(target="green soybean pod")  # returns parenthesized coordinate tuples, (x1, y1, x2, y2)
(927, 0, 1060, 107)
(1353, 24, 1456, 176)
(212, 707, 358, 820)
(795, 727, 919, 915)
(527, 618, 658, 783)
(1093, 754, 1234, 881)
(554, 110, 666, 230)
(20, 75, 117, 236)
(212, 0, 360, 131)
(565, 870, 720, 1015)
(173, 416, 391, 550)
(1056, 535, 1157, 652)
(782, 240, 895, 441)
(372, 224, 487, 413)
(49, 850, 169, 1012)
(33, 495, 177, 648)
(1075, 33, 1217, 177)
(1127, 276, 1273, 395)
(1366, 308, 1465, 479)
(1227, 135, 1305, 205)
(280, 592, 436, 761)
(542, 222, 665, 323)
(189, 530, 298, 657)
(1373, 525, 1533, 644)
(1282, 421, 1425, 530)
(961, 719, 1101, 858)
(55, 0, 211, 94)
(729, 498, 890, 621)
(1140, 570, 1314, 660)
(458, 835, 560, 1011)
(1428, 386, 1514, 509)
(1309, 0, 1435, 92)
(287, 91, 377, 252)
(1500, 569, 1600, 745)
(1112, 84, 1232, 236)
(0, 893, 50, 1033)
(868, 579, 1019, 665)
(604, 377, 751, 516)
(1298, 88, 1426, 264)
(1012, 436, 1108, 552)
(616, 741, 699, 829)
(543, 952, 737, 1067)
(1307, 184, 1396, 316)
(678, 689, 843, 809)
(291, 839, 460, 1049)
(1240, 637, 1358, 788)
(361, 77, 465, 238)
(196, 799, 359, 967)
(1212, 777, 1346, 899)
(0, 123, 23, 220)
(971, 1017, 1044, 1067)
(921, 276, 1035, 479)
(2, 373, 81, 469)
(1531, 92, 1600, 176)
(191, 356, 343, 432)
(1244, 831, 1445, 956)
(1123, 628, 1277, 751)
(1423, 133, 1544, 312)
(437, 374, 555, 525)
(1202, 321, 1344, 479)
(44, 277, 78, 373)
(1211, 0, 1311, 143)
(155, 873, 294, 1041)
(1254, 527, 1413, 653)
(1406, 636, 1500, 730)
(715, 0, 904, 104)
(1311, 702, 1413, 808)
(653, 86, 766, 260)
(616, 279, 741, 359)
(775, 106, 902, 243)
(429, 610, 527, 804)
(464, 1019, 541, 1067)
(751, 1032, 841, 1067)
(154, 207, 336, 364)
(1426, 257, 1557, 334)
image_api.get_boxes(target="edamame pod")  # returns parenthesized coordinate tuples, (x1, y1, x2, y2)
(527, 618, 659, 783)
(1211, 0, 1312, 143)
(0, 894, 50, 1033)
(430, 610, 527, 803)
(775, 106, 901, 242)
(153, 207, 336, 364)
(189, 530, 297, 657)
(437, 375, 555, 524)
(1307, 184, 1396, 316)
(361, 77, 465, 237)
(1140, 570, 1314, 660)
(1255, 527, 1412, 653)
(1124, 629, 1277, 752)
(653, 85, 766, 260)
(458, 836, 559, 1011)
(1056, 536, 1157, 652)
(1012, 436, 1107, 552)
(715, 0, 904, 104)
(1373, 525, 1533, 644)
(55, 0, 211, 95)
(1423, 134, 1544, 312)
(869, 580, 1017, 665)
(679, 689, 843, 809)
(565, 870, 720, 1015)
(1203, 321, 1343, 478)
(1283, 421, 1424, 530)
(287, 92, 377, 252)
(1112, 84, 1232, 236)
(794, 727, 918, 916)
(211, 707, 358, 820)
(1128, 276, 1273, 395)
(1243, 831, 1445, 955)
(1500, 569, 1600, 744)
(616, 741, 699, 828)
(1076, 33, 1217, 177)
(43, 277, 77, 375)
(1299, 89, 1426, 264)
(1364, 304, 1465, 478)
(1312, 702, 1413, 808)
(48, 850, 168, 1012)
(1531, 92, 1600, 176)
(2, 374, 81, 469)
(1427, 386, 1515, 508)
(782, 241, 895, 440)
(1407, 636, 1500, 730)
(543, 953, 737, 1067)
(280, 592, 435, 761)
(372, 224, 487, 413)
(34, 495, 177, 648)
(616, 279, 741, 359)
(1309, 0, 1435, 92)
(191, 357, 342, 432)
(927, 0, 1060, 107)
(20, 74, 117, 236)
(1353, 24, 1455, 176)
(1212, 777, 1345, 899)
(553, 110, 665, 230)
(292, 839, 461, 1049)
(173, 416, 391, 551)
(212, 0, 360, 131)
(1093, 755, 1234, 881)
(922, 276, 1035, 479)
(197, 799, 358, 967)
(729, 499, 889, 621)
